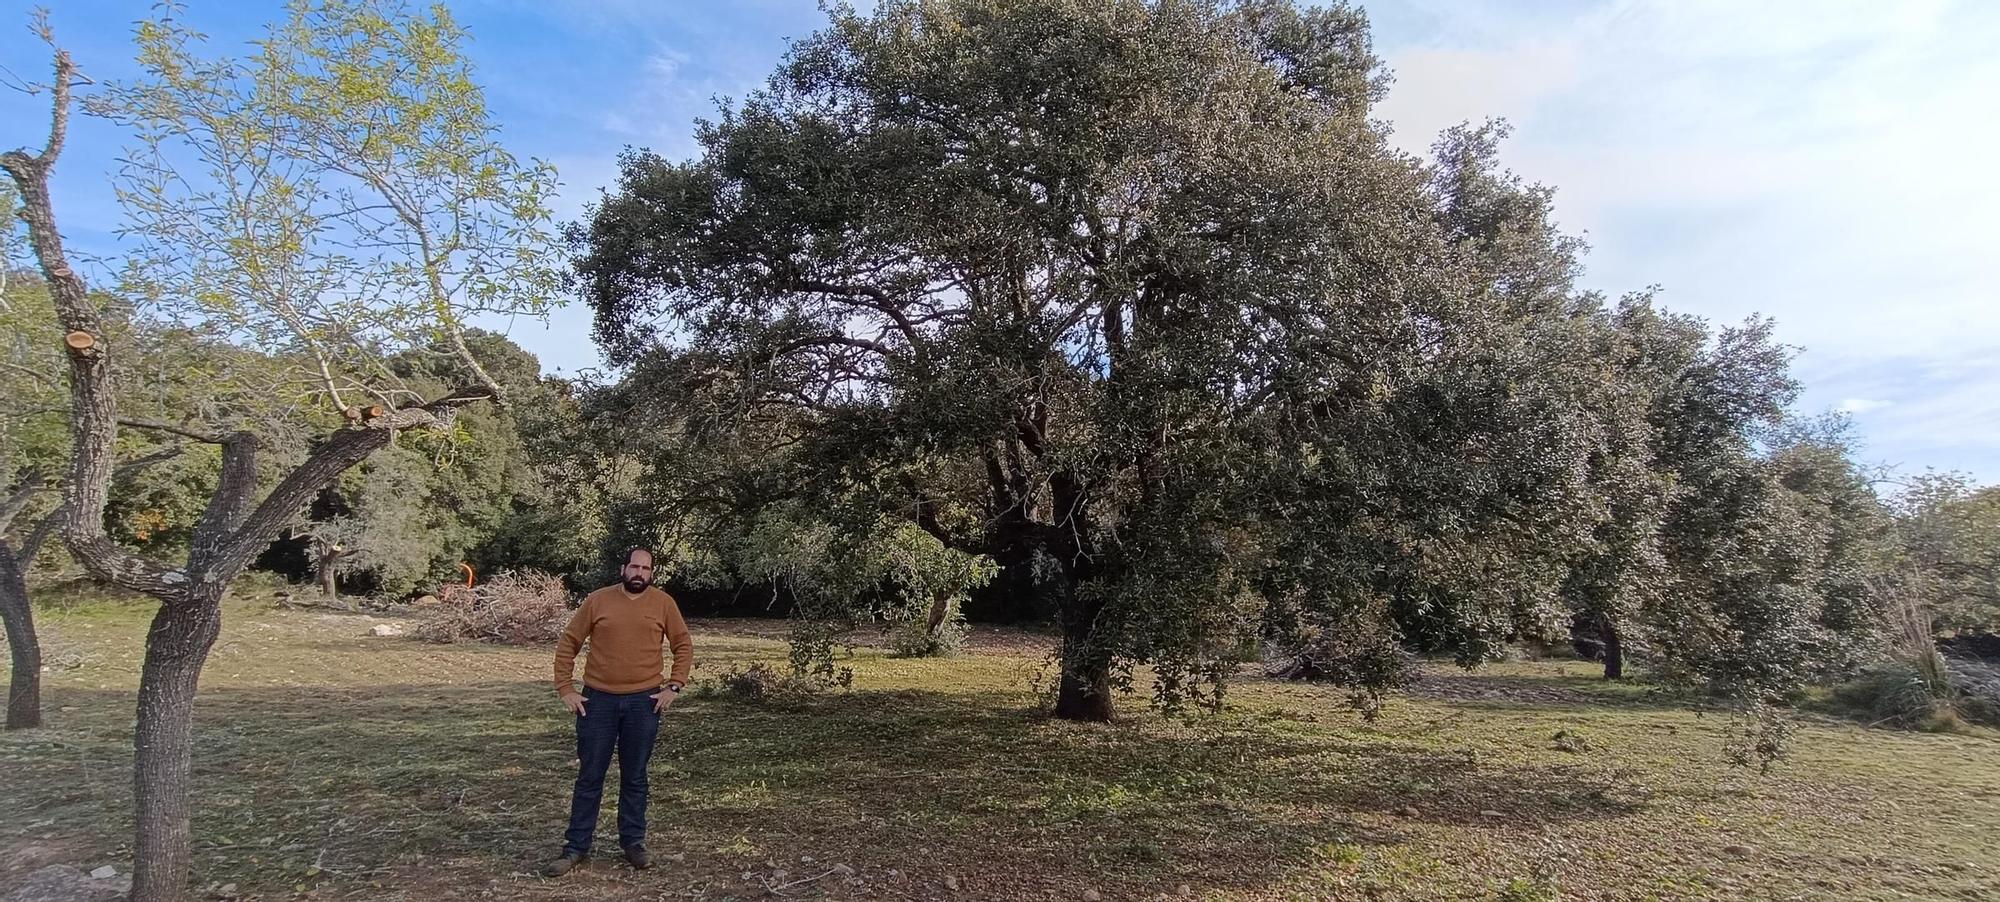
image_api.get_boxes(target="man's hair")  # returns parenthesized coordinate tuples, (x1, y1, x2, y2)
(622, 546, 655, 567)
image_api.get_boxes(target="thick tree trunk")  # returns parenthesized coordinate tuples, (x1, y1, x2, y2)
(1054, 640, 1115, 722)
(130, 591, 224, 902)
(0, 548, 42, 730)
(1053, 596, 1114, 721)
(316, 558, 338, 601)
(1599, 613, 1625, 680)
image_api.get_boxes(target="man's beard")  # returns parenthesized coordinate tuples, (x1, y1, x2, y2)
(623, 575, 650, 593)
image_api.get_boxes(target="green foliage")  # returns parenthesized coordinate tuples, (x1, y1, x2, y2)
(292, 331, 602, 597)
(888, 609, 969, 658)
(567, 0, 1892, 737)
(1829, 579, 1995, 732)
(1832, 663, 1963, 732)
(1890, 471, 2000, 631)
(0, 275, 73, 486)
(99, 0, 560, 422)
(2, 272, 271, 562)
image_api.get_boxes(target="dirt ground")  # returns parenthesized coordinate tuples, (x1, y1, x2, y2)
(3, 595, 1997, 901)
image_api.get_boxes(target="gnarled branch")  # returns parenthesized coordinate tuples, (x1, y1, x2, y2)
(203, 386, 491, 588)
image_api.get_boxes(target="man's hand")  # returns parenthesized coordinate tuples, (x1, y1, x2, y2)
(561, 691, 586, 717)
(652, 685, 680, 714)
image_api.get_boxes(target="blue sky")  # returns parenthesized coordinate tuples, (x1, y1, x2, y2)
(4, 1, 1996, 482)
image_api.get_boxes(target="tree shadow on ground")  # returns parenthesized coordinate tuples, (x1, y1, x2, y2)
(1, 681, 1654, 900)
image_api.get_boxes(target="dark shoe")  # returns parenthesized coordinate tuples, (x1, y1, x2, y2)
(623, 843, 652, 870)
(540, 849, 587, 877)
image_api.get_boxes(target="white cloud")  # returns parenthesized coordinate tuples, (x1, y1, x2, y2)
(1836, 398, 1889, 414)
(1370, 0, 2000, 479)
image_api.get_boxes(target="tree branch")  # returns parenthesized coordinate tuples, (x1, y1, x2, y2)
(10, 445, 183, 562)
(188, 430, 258, 572)
(117, 416, 232, 444)
(0, 471, 47, 535)
(2, 40, 190, 599)
(203, 386, 491, 587)
(25, 18, 75, 167)
(775, 334, 896, 359)
(790, 279, 928, 364)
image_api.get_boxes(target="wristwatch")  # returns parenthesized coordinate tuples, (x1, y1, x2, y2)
(666, 683, 683, 693)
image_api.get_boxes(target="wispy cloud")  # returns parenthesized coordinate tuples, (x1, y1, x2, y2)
(1372, 0, 2000, 479)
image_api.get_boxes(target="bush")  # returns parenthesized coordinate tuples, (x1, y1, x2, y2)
(691, 661, 850, 707)
(414, 569, 570, 645)
(1831, 662, 1961, 731)
(1828, 582, 1997, 731)
(1943, 657, 2000, 726)
(1263, 599, 1416, 719)
(887, 612, 968, 658)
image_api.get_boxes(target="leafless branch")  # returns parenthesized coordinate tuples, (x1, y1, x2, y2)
(0, 470, 46, 534)
(117, 416, 232, 444)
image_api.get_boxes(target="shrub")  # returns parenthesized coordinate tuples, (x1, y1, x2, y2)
(1263, 598, 1416, 719)
(1828, 580, 1996, 731)
(691, 661, 850, 707)
(414, 569, 570, 645)
(887, 610, 969, 658)
(1832, 662, 1960, 731)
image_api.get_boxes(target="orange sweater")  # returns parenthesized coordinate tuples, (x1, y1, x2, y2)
(554, 585, 694, 696)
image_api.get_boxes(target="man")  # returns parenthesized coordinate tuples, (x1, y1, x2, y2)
(542, 547, 694, 877)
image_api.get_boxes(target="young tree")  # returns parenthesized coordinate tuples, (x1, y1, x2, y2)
(2, 3, 557, 897)
(1892, 472, 2000, 632)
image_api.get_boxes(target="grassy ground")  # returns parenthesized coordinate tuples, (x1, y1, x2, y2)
(2, 592, 1997, 901)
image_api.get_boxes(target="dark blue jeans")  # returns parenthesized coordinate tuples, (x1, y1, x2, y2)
(563, 686, 661, 854)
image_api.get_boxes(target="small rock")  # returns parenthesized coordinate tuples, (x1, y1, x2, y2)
(1083, 891, 1102, 901)
(1479, 809, 1504, 818)
(1178, 885, 1193, 897)
(944, 876, 960, 891)
(1723, 844, 1755, 858)
(413, 594, 441, 606)
(89, 866, 117, 879)
(1399, 806, 1420, 817)
(218, 883, 239, 898)
(369, 623, 403, 637)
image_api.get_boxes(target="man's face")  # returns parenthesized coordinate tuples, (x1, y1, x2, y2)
(621, 552, 654, 593)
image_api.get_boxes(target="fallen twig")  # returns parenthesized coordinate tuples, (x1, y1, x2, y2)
(768, 867, 842, 893)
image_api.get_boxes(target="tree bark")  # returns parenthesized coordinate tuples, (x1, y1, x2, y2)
(1599, 612, 1625, 680)
(0, 546, 41, 730)
(924, 591, 951, 638)
(8, 44, 490, 901)
(317, 560, 338, 601)
(1054, 621, 1115, 722)
(130, 591, 223, 902)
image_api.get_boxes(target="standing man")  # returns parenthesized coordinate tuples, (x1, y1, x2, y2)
(542, 547, 694, 877)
